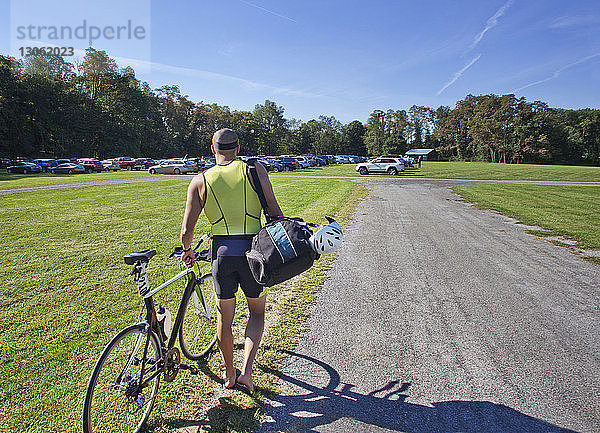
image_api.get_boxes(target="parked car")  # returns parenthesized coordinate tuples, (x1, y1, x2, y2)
(114, 157, 142, 170)
(32, 159, 58, 172)
(203, 157, 216, 170)
(277, 156, 299, 171)
(292, 156, 310, 168)
(51, 163, 86, 174)
(101, 159, 121, 171)
(182, 158, 201, 172)
(135, 158, 156, 169)
(0, 158, 11, 168)
(148, 159, 194, 175)
(77, 158, 104, 173)
(355, 157, 405, 175)
(6, 161, 42, 174)
(262, 158, 284, 172)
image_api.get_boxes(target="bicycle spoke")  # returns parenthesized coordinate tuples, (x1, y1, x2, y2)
(92, 392, 124, 428)
(84, 325, 160, 433)
(107, 393, 122, 433)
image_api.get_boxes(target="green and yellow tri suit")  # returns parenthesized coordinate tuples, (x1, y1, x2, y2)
(203, 159, 262, 236)
(202, 159, 266, 299)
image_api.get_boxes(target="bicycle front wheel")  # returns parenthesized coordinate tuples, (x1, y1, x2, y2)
(179, 274, 218, 360)
(83, 324, 161, 433)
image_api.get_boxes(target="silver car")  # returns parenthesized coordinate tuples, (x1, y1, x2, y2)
(355, 157, 405, 175)
(148, 160, 194, 175)
(101, 160, 121, 171)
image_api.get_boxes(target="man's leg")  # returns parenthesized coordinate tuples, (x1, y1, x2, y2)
(216, 298, 236, 387)
(237, 295, 266, 393)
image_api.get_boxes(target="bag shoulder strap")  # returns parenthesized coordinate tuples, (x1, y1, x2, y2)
(246, 160, 273, 223)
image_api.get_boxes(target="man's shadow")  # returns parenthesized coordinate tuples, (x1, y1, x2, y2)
(257, 350, 579, 433)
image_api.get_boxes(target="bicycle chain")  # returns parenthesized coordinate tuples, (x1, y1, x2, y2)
(163, 347, 180, 382)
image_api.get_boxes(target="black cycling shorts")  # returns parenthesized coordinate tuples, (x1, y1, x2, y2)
(211, 236, 265, 300)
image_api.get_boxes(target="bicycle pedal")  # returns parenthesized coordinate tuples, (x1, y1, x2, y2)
(180, 364, 198, 375)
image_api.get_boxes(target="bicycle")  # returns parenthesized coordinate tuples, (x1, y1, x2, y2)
(82, 232, 217, 433)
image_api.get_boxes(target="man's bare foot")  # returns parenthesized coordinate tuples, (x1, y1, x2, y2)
(236, 373, 254, 394)
(223, 370, 237, 389)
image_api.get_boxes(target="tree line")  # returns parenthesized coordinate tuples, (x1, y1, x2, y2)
(1, 48, 598, 165)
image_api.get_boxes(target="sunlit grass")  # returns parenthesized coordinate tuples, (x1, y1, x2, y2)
(0, 169, 153, 190)
(277, 161, 600, 182)
(0, 177, 360, 432)
(453, 184, 600, 250)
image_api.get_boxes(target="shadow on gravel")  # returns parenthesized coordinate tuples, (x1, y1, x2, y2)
(259, 350, 578, 433)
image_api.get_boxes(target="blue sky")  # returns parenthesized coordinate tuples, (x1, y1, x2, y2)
(2, 0, 599, 123)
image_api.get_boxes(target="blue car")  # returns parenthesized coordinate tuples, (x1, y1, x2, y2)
(33, 159, 58, 172)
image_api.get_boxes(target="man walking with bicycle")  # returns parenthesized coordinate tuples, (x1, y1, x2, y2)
(180, 128, 283, 393)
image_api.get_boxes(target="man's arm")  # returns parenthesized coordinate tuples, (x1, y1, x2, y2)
(180, 175, 205, 266)
(254, 162, 283, 218)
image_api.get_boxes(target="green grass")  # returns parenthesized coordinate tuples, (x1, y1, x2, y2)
(277, 161, 600, 182)
(453, 184, 600, 250)
(0, 169, 153, 190)
(422, 161, 600, 181)
(0, 176, 361, 432)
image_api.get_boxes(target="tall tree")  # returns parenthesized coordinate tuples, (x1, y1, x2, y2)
(365, 110, 385, 155)
(342, 120, 367, 156)
(253, 100, 286, 155)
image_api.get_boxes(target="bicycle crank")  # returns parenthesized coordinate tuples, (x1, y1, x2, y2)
(180, 364, 199, 375)
(163, 347, 180, 382)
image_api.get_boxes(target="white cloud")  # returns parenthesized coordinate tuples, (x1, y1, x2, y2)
(437, 55, 482, 95)
(238, 0, 297, 23)
(470, 0, 514, 50)
(549, 15, 600, 29)
(512, 53, 600, 92)
(110, 55, 324, 98)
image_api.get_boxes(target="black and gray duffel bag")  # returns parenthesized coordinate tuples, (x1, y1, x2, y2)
(245, 161, 319, 287)
(246, 217, 318, 287)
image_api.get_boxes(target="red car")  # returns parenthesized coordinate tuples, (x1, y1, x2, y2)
(114, 157, 142, 170)
(77, 158, 104, 173)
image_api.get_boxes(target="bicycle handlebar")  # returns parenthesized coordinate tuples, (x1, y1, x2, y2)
(169, 232, 211, 263)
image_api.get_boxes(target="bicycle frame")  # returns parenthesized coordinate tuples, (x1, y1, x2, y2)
(129, 260, 212, 390)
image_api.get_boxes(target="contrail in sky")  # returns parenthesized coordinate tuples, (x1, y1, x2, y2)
(512, 53, 600, 92)
(470, 0, 514, 50)
(238, 0, 297, 23)
(437, 55, 482, 95)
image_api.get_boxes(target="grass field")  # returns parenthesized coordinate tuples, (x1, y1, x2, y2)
(280, 161, 600, 182)
(0, 177, 362, 432)
(453, 184, 600, 251)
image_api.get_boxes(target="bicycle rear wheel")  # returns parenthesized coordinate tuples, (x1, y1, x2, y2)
(179, 274, 218, 360)
(83, 324, 161, 433)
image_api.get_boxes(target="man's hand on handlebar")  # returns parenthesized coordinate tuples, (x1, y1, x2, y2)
(182, 249, 195, 268)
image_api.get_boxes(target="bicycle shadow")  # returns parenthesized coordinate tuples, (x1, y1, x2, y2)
(258, 350, 579, 433)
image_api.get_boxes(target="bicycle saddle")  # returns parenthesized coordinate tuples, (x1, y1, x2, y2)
(124, 249, 157, 265)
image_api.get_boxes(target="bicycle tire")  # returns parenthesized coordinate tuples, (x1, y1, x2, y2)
(82, 324, 161, 433)
(179, 274, 218, 360)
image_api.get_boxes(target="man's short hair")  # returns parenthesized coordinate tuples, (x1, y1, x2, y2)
(212, 128, 239, 150)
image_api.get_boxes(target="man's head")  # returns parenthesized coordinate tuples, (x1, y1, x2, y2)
(212, 128, 239, 158)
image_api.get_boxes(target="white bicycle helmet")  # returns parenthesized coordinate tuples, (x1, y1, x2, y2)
(310, 217, 343, 254)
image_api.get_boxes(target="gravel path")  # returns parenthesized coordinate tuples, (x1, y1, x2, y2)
(260, 180, 599, 433)
(0, 176, 184, 195)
